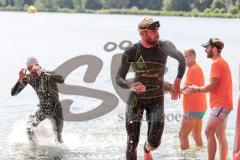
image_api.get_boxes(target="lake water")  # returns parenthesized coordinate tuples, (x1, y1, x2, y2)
(0, 12, 239, 160)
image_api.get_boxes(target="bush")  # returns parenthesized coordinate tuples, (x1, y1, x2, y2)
(203, 8, 212, 13)
(211, 0, 225, 9)
(213, 8, 221, 14)
(228, 5, 239, 15)
(219, 8, 226, 13)
(191, 8, 199, 16)
(130, 6, 139, 11)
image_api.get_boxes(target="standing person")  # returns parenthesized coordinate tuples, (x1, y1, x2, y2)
(184, 38, 232, 160)
(116, 17, 186, 160)
(179, 48, 207, 150)
(11, 57, 64, 144)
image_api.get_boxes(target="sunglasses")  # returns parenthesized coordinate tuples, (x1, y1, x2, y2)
(140, 21, 160, 30)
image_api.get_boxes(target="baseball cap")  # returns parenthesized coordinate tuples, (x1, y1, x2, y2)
(138, 17, 160, 31)
(201, 38, 224, 49)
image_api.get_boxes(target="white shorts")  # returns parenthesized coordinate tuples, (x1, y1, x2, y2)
(210, 107, 231, 121)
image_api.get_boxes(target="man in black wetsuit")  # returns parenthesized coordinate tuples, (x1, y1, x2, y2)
(11, 57, 64, 143)
(116, 17, 186, 160)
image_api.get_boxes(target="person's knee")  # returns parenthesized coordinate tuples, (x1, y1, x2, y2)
(128, 137, 139, 150)
(179, 131, 190, 150)
(205, 127, 215, 138)
(148, 138, 161, 150)
(179, 130, 183, 139)
(216, 132, 227, 143)
(179, 129, 189, 140)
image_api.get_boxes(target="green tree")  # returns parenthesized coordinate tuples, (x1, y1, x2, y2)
(211, 0, 225, 9)
(225, 0, 233, 10)
(0, 0, 5, 6)
(15, 0, 24, 9)
(73, 0, 85, 12)
(101, 0, 129, 9)
(128, 0, 163, 10)
(192, 0, 213, 11)
(24, 0, 36, 5)
(85, 0, 102, 9)
(6, 0, 15, 6)
(171, 0, 192, 11)
(162, 0, 172, 11)
(57, 0, 74, 9)
(142, 0, 163, 10)
(228, 4, 239, 14)
(236, 0, 240, 9)
(35, 0, 58, 10)
(127, 0, 143, 9)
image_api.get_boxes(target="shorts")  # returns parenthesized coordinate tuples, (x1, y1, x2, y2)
(210, 107, 231, 121)
(183, 111, 205, 119)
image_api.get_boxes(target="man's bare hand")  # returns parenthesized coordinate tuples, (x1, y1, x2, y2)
(129, 82, 146, 94)
(18, 68, 27, 82)
(171, 77, 181, 100)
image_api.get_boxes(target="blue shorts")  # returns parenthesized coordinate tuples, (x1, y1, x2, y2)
(210, 107, 231, 121)
(183, 111, 205, 119)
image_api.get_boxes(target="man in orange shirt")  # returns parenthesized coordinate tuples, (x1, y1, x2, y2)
(179, 49, 207, 150)
(184, 38, 232, 160)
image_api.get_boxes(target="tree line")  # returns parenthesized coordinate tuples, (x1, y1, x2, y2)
(0, 0, 239, 15)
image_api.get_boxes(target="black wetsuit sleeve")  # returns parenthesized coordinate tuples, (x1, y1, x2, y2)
(50, 73, 64, 83)
(116, 44, 138, 89)
(164, 40, 186, 79)
(116, 53, 131, 89)
(11, 77, 29, 96)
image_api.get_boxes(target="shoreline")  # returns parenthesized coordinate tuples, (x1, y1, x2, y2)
(0, 8, 239, 19)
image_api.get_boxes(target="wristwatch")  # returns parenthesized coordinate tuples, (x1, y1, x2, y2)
(197, 88, 200, 93)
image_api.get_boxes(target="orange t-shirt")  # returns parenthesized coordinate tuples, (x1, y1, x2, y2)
(183, 63, 207, 112)
(210, 57, 233, 109)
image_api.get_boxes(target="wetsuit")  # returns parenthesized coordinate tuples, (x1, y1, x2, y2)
(116, 40, 186, 160)
(11, 70, 64, 143)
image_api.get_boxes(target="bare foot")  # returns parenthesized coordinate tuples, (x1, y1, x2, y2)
(144, 144, 153, 160)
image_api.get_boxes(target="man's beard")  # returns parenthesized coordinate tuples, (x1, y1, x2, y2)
(146, 37, 159, 46)
(207, 50, 213, 58)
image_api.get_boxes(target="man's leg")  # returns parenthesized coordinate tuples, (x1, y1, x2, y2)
(126, 98, 144, 160)
(205, 115, 220, 160)
(216, 108, 231, 160)
(144, 100, 164, 160)
(216, 119, 228, 160)
(51, 104, 64, 143)
(192, 118, 203, 147)
(179, 115, 195, 150)
(26, 106, 46, 142)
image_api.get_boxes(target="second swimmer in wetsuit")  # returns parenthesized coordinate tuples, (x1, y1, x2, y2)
(116, 17, 186, 160)
(11, 57, 64, 143)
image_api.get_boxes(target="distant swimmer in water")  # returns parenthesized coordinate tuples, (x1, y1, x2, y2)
(11, 57, 64, 144)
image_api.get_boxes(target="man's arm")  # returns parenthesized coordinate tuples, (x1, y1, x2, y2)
(50, 72, 64, 84)
(115, 53, 132, 89)
(11, 69, 29, 96)
(165, 40, 186, 79)
(164, 41, 186, 99)
(163, 81, 173, 92)
(183, 78, 219, 95)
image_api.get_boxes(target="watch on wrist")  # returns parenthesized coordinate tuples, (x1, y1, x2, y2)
(197, 88, 200, 93)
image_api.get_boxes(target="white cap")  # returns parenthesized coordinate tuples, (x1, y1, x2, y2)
(26, 57, 39, 66)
